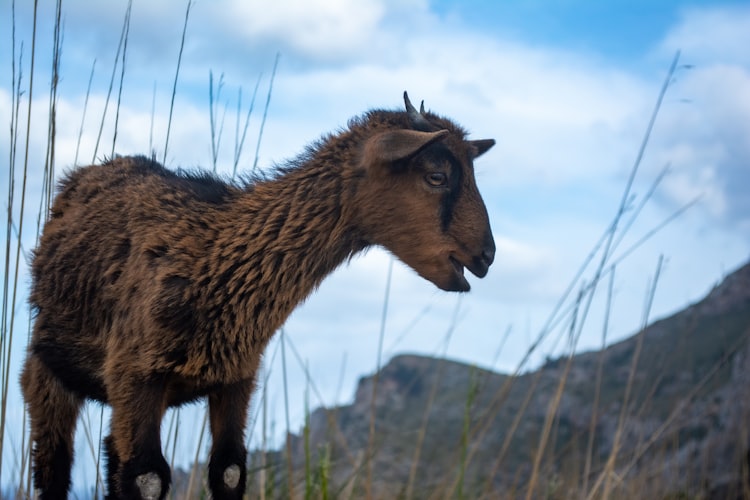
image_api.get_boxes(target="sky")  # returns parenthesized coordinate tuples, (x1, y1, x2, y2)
(1, 0, 749, 490)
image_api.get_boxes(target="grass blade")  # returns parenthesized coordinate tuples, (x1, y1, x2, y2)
(251, 53, 279, 174)
(162, 0, 192, 165)
(91, 0, 131, 163)
(281, 329, 296, 498)
(365, 257, 393, 499)
(0, 0, 38, 482)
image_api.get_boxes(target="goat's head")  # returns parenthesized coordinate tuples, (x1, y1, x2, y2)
(356, 92, 495, 292)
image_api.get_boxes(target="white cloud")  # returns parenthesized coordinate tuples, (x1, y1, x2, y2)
(660, 4, 750, 66)
(648, 5, 750, 230)
(222, 0, 387, 61)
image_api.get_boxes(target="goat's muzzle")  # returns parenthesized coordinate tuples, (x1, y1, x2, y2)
(446, 233, 495, 292)
(467, 237, 495, 279)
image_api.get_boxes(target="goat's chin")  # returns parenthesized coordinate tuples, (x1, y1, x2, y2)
(402, 255, 472, 292)
(437, 275, 471, 293)
(428, 257, 471, 292)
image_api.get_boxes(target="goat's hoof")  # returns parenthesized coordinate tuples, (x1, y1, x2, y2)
(135, 472, 162, 499)
(223, 464, 241, 489)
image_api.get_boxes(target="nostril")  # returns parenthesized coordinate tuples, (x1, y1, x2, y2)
(482, 236, 496, 265)
(482, 247, 495, 265)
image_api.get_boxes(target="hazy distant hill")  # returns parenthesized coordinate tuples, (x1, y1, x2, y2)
(175, 261, 750, 498)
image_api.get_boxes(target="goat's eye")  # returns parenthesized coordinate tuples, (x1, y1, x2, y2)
(425, 172, 448, 187)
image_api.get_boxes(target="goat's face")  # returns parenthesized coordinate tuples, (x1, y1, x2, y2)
(357, 102, 495, 292)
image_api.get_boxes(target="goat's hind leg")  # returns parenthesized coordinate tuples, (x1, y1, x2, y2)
(208, 380, 253, 499)
(107, 374, 170, 500)
(20, 353, 83, 499)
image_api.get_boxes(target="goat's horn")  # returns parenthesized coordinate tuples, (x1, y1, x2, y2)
(404, 91, 431, 128)
(404, 91, 419, 115)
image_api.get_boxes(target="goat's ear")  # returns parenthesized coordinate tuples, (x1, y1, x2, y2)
(469, 139, 495, 159)
(367, 129, 449, 164)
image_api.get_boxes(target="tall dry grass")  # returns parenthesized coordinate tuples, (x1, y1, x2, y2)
(2, 2, 745, 498)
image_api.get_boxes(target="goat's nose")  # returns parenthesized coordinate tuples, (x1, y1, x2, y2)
(482, 236, 496, 266)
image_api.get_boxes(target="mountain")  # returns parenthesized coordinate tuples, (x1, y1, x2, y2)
(176, 260, 750, 498)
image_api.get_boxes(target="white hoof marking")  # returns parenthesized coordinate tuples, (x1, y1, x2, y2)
(135, 472, 162, 500)
(223, 464, 241, 489)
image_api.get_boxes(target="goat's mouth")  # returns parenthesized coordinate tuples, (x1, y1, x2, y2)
(447, 256, 470, 292)
(447, 254, 491, 292)
(447, 256, 476, 292)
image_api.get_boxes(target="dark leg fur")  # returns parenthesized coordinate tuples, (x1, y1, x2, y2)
(207, 381, 253, 499)
(106, 375, 170, 499)
(104, 435, 121, 499)
(20, 354, 83, 499)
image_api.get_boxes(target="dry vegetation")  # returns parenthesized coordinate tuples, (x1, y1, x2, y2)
(2, 1, 748, 499)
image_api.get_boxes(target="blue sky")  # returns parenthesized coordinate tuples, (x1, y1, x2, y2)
(435, 0, 748, 60)
(1, 0, 749, 490)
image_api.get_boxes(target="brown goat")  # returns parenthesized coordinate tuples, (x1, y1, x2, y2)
(20, 92, 495, 499)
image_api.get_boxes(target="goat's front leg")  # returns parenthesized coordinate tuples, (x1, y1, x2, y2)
(106, 374, 169, 500)
(208, 380, 253, 499)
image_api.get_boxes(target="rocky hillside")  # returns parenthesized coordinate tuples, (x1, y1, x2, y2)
(177, 260, 750, 498)
(279, 261, 750, 498)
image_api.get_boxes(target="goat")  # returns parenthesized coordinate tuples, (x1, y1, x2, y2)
(20, 92, 496, 499)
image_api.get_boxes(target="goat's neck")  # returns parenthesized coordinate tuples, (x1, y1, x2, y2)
(210, 156, 365, 340)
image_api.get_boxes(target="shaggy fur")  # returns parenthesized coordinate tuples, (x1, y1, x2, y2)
(20, 93, 496, 499)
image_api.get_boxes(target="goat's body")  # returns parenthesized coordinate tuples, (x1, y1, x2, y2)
(21, 95, 496, 499)
(31, 156, 359, 403)
(25, 155, 362, 499)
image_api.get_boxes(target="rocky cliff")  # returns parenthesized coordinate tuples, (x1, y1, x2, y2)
(279, 261, 750, 498)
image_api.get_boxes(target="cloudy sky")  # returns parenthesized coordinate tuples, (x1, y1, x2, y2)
(1, 0, 749, 488)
